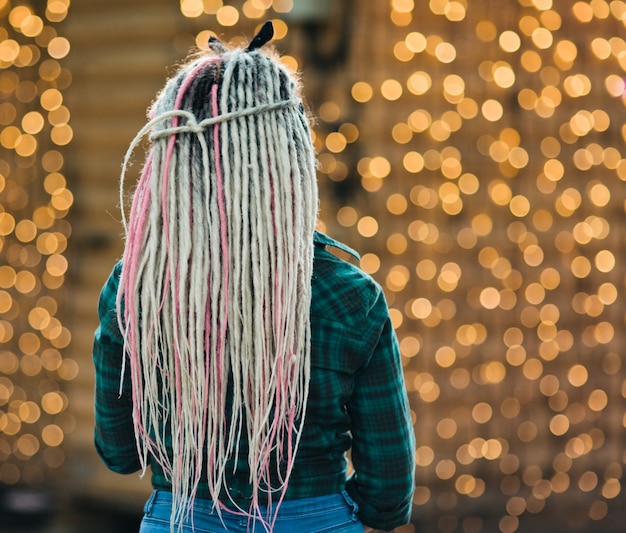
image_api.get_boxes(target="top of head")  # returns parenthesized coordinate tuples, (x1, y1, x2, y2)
(118, 22, 317, 236)
(148, 21, 303, 124)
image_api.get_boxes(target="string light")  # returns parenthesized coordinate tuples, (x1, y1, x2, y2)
(0, 0, 72, 486)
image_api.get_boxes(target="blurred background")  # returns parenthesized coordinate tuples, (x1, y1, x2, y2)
(1, 0, 626, 531)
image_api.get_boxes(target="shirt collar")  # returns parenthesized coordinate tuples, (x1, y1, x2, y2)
(313, 230, 360, 261)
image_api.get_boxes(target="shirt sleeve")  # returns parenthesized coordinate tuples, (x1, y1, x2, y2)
(92, 262, 141, 474)
(345, 284, 416, 531)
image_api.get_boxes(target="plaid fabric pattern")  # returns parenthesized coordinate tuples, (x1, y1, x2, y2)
(93, 232, 415, 530)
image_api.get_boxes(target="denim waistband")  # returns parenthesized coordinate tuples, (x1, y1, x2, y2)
(145, 489, 358, 518)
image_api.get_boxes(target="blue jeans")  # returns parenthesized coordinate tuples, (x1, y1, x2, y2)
(139, 490, 364, 532)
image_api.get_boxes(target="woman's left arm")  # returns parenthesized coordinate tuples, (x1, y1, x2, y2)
(93, 262, 141, 474)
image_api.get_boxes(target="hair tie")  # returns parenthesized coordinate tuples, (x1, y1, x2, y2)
(246, 20, 274, 51)
(208, 35, 227, 54)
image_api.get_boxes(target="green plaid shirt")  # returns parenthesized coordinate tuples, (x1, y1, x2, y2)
(93, 232, 415, 530)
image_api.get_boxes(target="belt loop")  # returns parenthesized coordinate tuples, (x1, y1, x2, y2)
(143, 490, 158, 516)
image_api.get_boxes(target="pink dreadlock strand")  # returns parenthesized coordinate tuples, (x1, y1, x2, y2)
(117, 40, 317, 532)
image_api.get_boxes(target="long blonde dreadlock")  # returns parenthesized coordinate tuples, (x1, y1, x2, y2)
(117, 23, 318, 530)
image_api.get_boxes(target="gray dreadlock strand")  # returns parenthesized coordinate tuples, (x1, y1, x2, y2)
(117, 42, 319, 532)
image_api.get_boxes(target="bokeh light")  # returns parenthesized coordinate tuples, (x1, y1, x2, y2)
(193, 1, 626, 530)
(0, 0, 73, 486)
(5, 0, 625, 529)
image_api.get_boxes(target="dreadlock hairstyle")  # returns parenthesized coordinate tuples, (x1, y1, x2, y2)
(117, 22, 318, 530)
